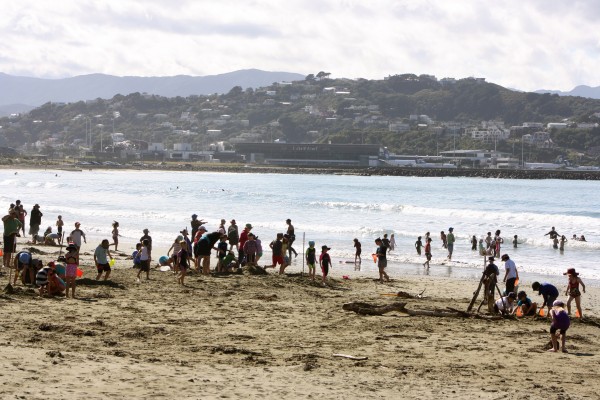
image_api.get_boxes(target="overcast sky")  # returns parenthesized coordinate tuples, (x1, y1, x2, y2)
(1, 0, 599, 91)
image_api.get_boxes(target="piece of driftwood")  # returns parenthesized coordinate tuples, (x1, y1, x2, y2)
(379, 289, 426, 299)
(467, 272, 486, 312)
(343, 302, 503, 320)
(332, 354, 368, 361)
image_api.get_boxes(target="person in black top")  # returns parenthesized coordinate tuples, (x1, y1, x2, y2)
(286, 219, 298, 258)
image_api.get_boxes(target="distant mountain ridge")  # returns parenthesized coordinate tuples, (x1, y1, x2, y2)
(535, 85, 600, 99)
(0, 69, 305, 115)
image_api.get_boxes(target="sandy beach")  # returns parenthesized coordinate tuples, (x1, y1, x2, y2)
(1, 242, 600, 400)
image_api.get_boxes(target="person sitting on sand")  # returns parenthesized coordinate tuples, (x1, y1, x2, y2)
(220, 251, 238, 273)
(515, 290, 537, 316)
(548, 300, 570, 353)
(494, 292, 516, 315)
(44, 227, 61, 246)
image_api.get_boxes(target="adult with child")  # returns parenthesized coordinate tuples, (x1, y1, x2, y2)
(532, 281, 559, 316)
(564, 268, 586, 317)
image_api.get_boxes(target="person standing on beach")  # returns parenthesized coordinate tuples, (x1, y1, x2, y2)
(415, 236, 423, 256)
(446, 227, 455, 260)
(137, 239, 150, 281)
(56, 215, 64, 242)
(501, 254, 519, 295)
(238, 223, 252, 266)
(286, 219, 298, 259)
(228, 219, 239, 252)
(375, 238, 390, 283)
(94, 239, 113, 281)
(29, 204, 43, 238)
(70, 222, 87, 251)
(471, 235, 477, 251)
(513, 235, 518, 248)
(64, 243, 79, 298)
(306, 241, 317, 280)
(3, 209, 22, 268)
(485, 232, 492, 250)
(319, 245, 332, 285)
(177, 241, 190, 285)
(423, 238, 432, 268)
(218, 219, 226, 235)
(190, 214, 205, 241)
(353, 238, 362, 264)
(140, 228, 152, 262)
(483, 257, 500, 312)
(389, 234, 396, 252)
(15, 200, 27, 236)
(111, 221, 120, 251)
(564, 268, 585, 318)
(494, 230, 503, 257)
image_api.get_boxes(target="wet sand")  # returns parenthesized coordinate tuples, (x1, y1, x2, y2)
(1, 244, 600, 399)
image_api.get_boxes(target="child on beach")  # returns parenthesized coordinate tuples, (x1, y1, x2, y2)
(306, 241, 317, 280)
(515, 290, 537, 317)
(280, 236, 290, 274)
(167, 235, 183, 273)
(243, 233, 258, 266)
(553, 236, 559, 249)
(471, 235, 477, 251)
(64, 244, 78, 299)
(353, 238, 362, 264)
(132, 243, 142, 269)
(415, 236, 422, 256)
(513, 235, 518, 248)
(390, 234, 396, 251)
(111, 221, 120, 251)
(375, 238, 390, 283)
(494, 292, 516, 315)
(137, 239, 150, 281)
(177, 241, 190, 285)
(319, 245, 332, 285)
(564, 268, 586, 317)
(440, 231, 447, 249)
(423, 238, 432, 268)
(548, 300, 570, 353)
(94, 239, 113, 281)
(216, 235, 228, 271)
(478, 239, 486, 256)
(56, 215, 64, 239)
(266, 233, 284, 271)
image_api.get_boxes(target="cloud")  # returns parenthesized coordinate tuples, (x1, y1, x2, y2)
(0, 0, 598, 91)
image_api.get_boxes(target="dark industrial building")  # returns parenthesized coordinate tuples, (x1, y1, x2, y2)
(234, 143, 381, 166)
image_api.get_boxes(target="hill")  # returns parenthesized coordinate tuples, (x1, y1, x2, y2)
(535, 85, 600, 99)
(0, 69, 305, 115)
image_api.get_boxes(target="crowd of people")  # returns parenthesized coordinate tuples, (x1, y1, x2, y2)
(1, 201, 591, 351)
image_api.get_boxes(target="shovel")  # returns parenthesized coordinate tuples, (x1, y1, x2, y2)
(4, 265, 14, 293)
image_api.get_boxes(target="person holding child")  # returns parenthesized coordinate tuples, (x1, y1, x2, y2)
(564, 268, 586, 318)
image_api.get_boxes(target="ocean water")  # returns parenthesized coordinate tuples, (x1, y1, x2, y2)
(2, 169, 599, 282)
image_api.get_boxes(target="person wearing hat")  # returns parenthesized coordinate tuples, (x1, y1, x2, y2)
(564, 268, 586, 318)
(2, 209, 22, 270)
(483, 257, 500, 311)
(70, 222, 87, 251)
(446, 227, 455, 260)
(227, 219, 239, 252)
(494, 291, 517, 315)
(549, 300, 570, 352)
(319, 245, 332, 284)
(501, 254, 519, 295)
(29, 204, 43, 238)
(238, 223, 252, 266)
(190, 214, 206, 241)
(532, 281, 559, 316)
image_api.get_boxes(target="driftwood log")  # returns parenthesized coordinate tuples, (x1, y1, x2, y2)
(343, 302, 502, 320)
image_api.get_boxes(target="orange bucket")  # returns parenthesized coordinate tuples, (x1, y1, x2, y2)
(515, 306, 523, 317)
(372, 254, 377, 263)
(539, 308, 545, 317)
(575, 310, 581, 318)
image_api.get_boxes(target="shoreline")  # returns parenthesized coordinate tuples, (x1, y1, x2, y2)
(3, 160, 600, 180)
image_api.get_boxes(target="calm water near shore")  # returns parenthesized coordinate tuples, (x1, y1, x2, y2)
(2, 169, 599, 282)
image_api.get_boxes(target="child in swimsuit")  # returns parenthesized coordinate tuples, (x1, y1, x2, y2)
(64, 246, 79, 299)
(564, 268, 586, 317)
(305, 241, 317, 281)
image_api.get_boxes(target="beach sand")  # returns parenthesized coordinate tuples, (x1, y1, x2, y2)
(1, 244, 600, 399)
